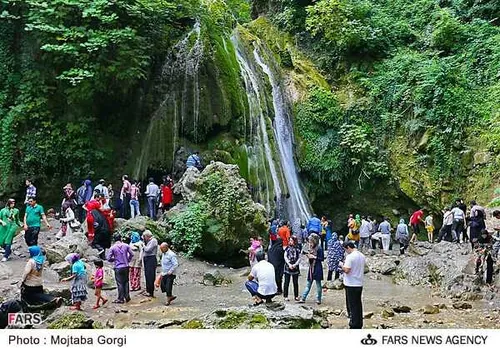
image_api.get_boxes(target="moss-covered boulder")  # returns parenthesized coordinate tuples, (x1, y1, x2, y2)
(46, 310, 95, 329)
(115, 216, 169, 243)
(163, 162, 267, 264)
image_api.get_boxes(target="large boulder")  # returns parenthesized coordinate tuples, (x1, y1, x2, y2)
(163, 162, 267, 264)
(116, 216, 168, 242)
(45, 308, 97, 329)
(44, 233, 98, 264)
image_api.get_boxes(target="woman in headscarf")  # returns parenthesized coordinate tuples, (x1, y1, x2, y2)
(129, 231, 144, 291)
(347, 214, 361, 247)
(21, 246, 63, 307)
(56, 200, 79, 240)
(283, 236, 300, 301)
(61, 253, 88, 310)
(267, 237, 285, 295)
(0, 198, 22, 262)
(326, 232, 344, 281)
(395, 219, 410, 255)
(298, 233, 324, 304)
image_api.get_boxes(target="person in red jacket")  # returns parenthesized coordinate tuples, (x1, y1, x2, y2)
(84, 198, 102, 243)
(410, 209, 425, 243)
(278, 221, 291, 248)
(160, 175, 174, 213)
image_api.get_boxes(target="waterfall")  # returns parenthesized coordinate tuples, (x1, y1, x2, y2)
(232, 32, 312, 223)
(134, 21, 203, 179)
(253, 47, 312, 223)
(232, 36, 281, 213)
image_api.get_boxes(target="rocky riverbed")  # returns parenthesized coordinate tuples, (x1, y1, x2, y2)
(1, 219, 499, 329)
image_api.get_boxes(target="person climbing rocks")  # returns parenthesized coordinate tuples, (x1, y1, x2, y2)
(268, 237, 285, 295)
(159, 175, 174, 214)
(469, 200, 486, 250)
(409, 209, 425, 243)
(129, 232, 144, 292)
(436, 207, 456, 243)
(326, 232, 344, 281)
(56, 199, 79, 240)
(142, 230, 158, 298)
(0, 199, 22, 262)
(451, 204, 466, 243)
(186, 151, 203, 170)
(23, 197, 51, 247)
(306, 214, 321, 236)
(298, 233, 324, 305)
(145, 178, 160, 220)
(24, 179, 36, 204)
(395, 219, 410, 255)
(341, 241, 366, 329)
(425, 213, 435, 243)
(61, 253, 88, 311)
(83, 195, 102, 243)
(283, 236, 300, 301)
(245, 250, 277, 306)
(492, 210, 500, 259)
(107, 233, 134, 304)
(120, 175, 132, 219)
(129, 180, 141, 219)
(155, 242, 178, 306)
(76, 181, 87, 223)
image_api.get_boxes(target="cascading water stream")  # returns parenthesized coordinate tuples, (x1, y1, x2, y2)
(252, 46, 312, 223)
(232, 35, 282, 213)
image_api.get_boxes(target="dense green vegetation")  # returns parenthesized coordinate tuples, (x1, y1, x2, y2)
(257, 0, 500, 208)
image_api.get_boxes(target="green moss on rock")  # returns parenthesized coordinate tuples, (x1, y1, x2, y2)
(182, 319, 205, 329)
(47, 312, 94, 329)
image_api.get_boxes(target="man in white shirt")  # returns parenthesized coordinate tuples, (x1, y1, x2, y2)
(358, 217, 371, 252)
(341, 241, 366, 329)
(245, 251, 277, 306)
(144, 178, 160, 220)
(436, 207, 456, 242)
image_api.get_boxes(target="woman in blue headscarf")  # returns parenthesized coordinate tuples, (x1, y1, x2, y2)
(61, 253, 88, 310)
(129, 231, 144, 291)
(21, 246, 63, 307)
(326, 233, 344, 282)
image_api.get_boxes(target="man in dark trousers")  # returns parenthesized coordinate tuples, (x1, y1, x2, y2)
(156, 242, 178, 306)
(142, 230, 158, 298)
(341, 241, 366, 329)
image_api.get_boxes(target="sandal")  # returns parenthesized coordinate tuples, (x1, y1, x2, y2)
(93, 305, 100, 310)
(252, 300, 263, 307)
(101, 299, 108, 306)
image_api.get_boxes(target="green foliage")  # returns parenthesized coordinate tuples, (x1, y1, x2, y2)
(169, 201, 209, 257)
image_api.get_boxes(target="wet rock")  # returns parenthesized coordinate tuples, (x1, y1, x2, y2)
(45, 233, 97, 264)
(46, 308, 95, 329)
(49, 262, 71, 277)
(363, 311, 374, 319)
(203, 270, 232, 286)
(381, 308, 395, 318)
(0, 263, 13, 280)
(45, 284, 71, 300)
(422, 305, 440, 314)
(324, 279, 344, 290)
(392, 305, 412, 313)
(452, 301, 472, 310)
(366, 256, 397, 275)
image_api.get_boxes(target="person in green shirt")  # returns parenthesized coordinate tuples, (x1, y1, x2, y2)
(23, 197, 52, 247)
(0, 199, 22, 261)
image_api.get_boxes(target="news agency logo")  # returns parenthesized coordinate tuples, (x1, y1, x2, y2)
(361, 334, 378, 346)
(8, 313, 42, 326)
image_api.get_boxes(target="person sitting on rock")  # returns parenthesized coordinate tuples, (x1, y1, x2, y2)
(186, 151, 203, 170)
(245, 250, 277, 306)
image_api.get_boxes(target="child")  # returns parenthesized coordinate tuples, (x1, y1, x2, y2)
(61, 253, 88, 310)
(425, 214, 434, 243)
(248, 237, 261, 268)
(91, 259, 108, 309)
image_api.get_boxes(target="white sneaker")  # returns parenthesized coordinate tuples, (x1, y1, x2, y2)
(1, 257, 7, 262)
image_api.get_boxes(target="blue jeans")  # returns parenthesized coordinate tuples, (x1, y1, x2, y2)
(245, 280, 275, 301)
(302, 279, 322, 302)
(3, 244, 12, 259)
(147, 197, 157, 220)
(130, 199, 140, 219)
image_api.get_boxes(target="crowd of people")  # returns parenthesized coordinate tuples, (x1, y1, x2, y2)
(244, 199, 500, 329)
